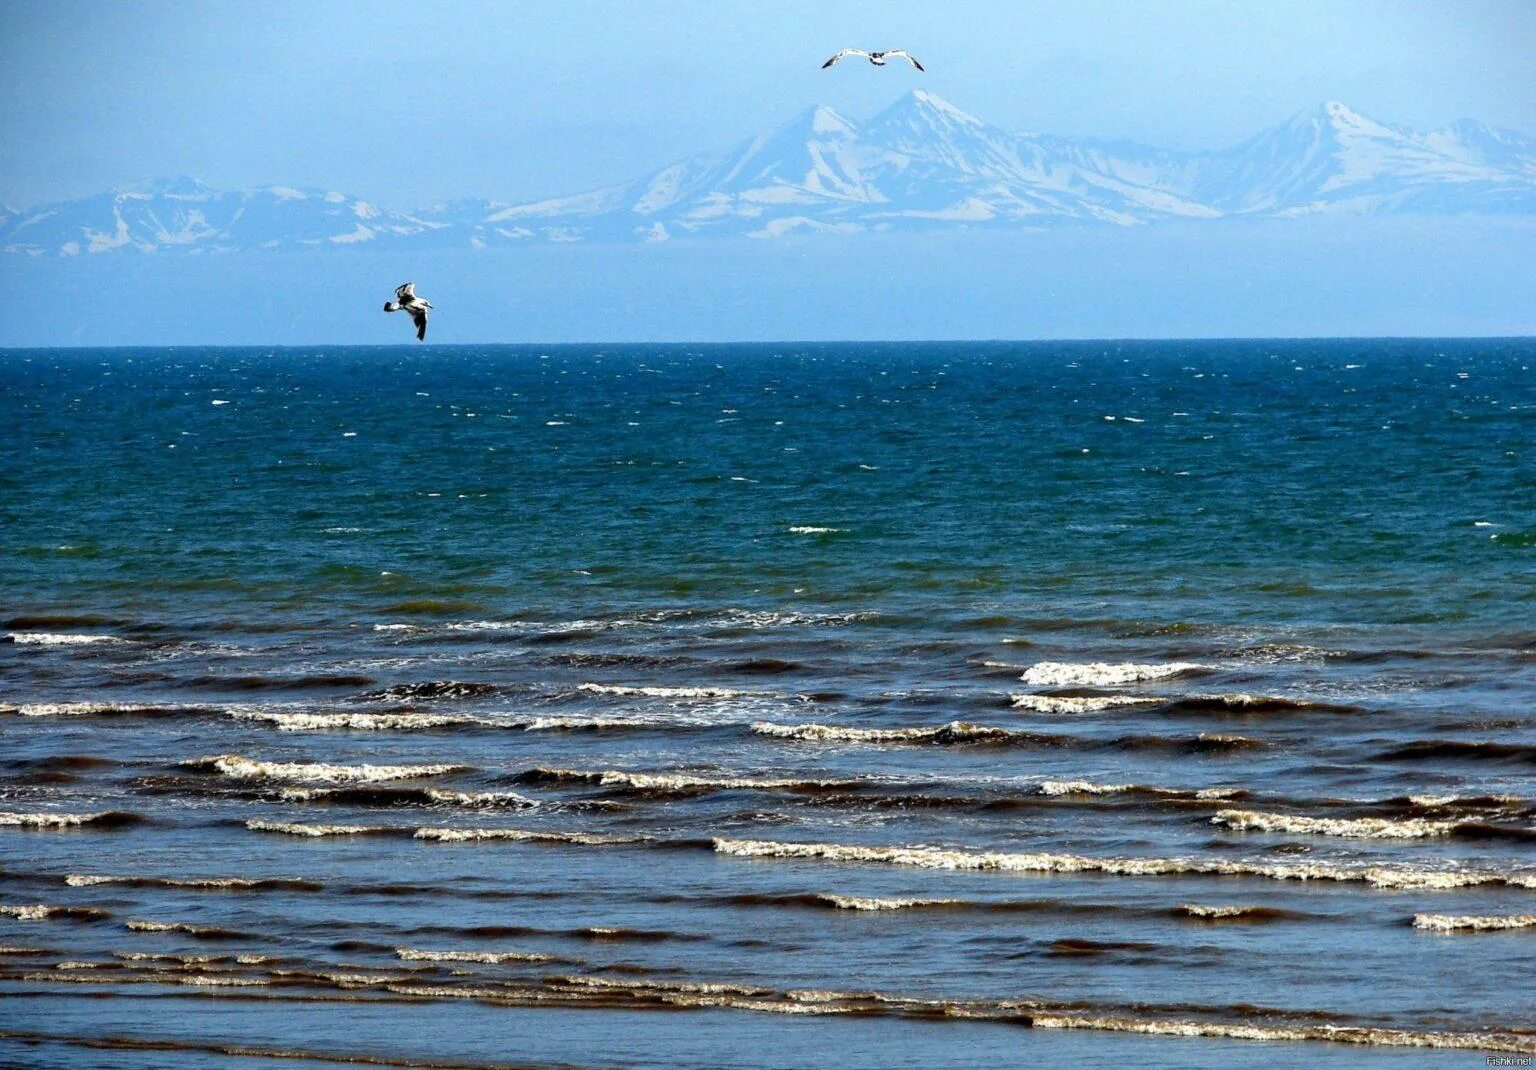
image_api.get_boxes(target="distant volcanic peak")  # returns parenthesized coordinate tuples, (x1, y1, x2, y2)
(6, 95, 1534, 255)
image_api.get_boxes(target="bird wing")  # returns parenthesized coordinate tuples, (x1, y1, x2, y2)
(396, 282, 416, 300)
(412, 308, 428, 341)
(885, 50, 924, 70)
(821, 49, 867, 68)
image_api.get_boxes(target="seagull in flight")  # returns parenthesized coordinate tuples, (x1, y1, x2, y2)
(383, 282, 432, 341)
(821, 49, 925, 71)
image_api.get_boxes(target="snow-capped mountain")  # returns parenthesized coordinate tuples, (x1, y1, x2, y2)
(0, 177, 450, 257)
(4, 94, 1533, 256)
(1188, 102, 1536, 215)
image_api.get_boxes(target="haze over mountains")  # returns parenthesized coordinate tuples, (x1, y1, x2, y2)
(5, 91, 1534, 258)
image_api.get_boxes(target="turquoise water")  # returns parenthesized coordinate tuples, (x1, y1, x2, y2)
(1, 340, 1534, 1067)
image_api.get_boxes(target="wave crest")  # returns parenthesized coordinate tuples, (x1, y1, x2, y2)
(1020, 662, 1208, 687)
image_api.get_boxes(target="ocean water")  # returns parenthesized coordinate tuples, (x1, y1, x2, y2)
(1, 339, 1533, 1068)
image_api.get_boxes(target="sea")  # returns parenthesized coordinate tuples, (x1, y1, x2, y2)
(1, 339, 1533, 1068)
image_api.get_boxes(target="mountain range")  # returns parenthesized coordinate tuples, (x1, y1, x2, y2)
(5, 91, 1534, 256)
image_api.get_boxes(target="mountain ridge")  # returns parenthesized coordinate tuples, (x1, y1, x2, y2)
(5, 93, 1533, 256)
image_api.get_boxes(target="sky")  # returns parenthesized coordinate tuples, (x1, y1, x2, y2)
(2, 0, 1534, 211)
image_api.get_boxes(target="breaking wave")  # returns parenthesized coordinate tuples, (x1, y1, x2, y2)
(1020, 662, 1209, 687)
(1, 903, 110, 922)
(395, 947, 558, 963)
(1011, 694, 1159, 714)
(578, 683, 747, 699)
(815, 894, 959, 911)
(413, 826, 640, 845)
(182, 754, 469, 782)
(1178, 904, 1301, 921)
(1, 702, 210, 718)
(1037, 780, 1240, 800)
(0, 811, 141, 829)
(522, 767, 861, 794)
(367, 681, 500, 702)
(4, 632, 123, 646)
(1212, 809, 1456, 839)
(1028, 1015, 1534, 1053)
(712, 837, 1536, 890)
(279, 786, 537, 808)
(1412, 914, 1536, 932)
(229, 711, 488, 731)
(65, 873, 323, 892)
(245, 819, 397, 837)
(751, 721, 1015, 744)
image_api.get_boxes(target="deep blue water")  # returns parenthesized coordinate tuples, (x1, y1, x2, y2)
(1, 340, 1534, 1068)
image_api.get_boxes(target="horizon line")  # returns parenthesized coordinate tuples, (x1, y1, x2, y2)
(4, 334, 1534, 352)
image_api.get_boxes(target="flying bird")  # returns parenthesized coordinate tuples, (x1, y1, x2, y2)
(821, 49, 924, 71)
(383, 282, 432, 341)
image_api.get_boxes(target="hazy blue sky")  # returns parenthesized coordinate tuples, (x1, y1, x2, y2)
(2, 0, 1533, 209)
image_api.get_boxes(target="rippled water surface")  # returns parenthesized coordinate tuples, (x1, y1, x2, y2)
(1, 341, 1534, 1067)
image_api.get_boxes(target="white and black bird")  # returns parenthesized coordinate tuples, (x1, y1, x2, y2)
(383, 282, 432, 341)
(821, 49, 924, 71)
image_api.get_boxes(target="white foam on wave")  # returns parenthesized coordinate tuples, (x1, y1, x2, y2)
(712, 837, 1536, 890)
(245, 819, 387, 837)
(1037, 780, 1238, 799)
(516, 709, 752, 731)
(396, 947, 557, 963)
(816, 894, 959, 911)
(413, 826, 639, 845)
(186, 754, 468, 782)
(0, 904, 55, 921)
(1030, 1015, 1535, 1053)
(787, 526, 845, 534)
(1181, 904, 1265, 919)
(1011, 694, 1160, 714)
(1037, 780, 1135, 796)
(5, 632, 123, 646)
(279, 786, 536, 808)
(1412, 914, 1536, 932)
(230, 711, 486, 731)
(0, 812, 118, 828)
(124, 919, 228, 937)
(751, 720, 1010, 744)
(2, 702, 168, 717)
(1020, 661, 1207, 687)
(710, 609, 871, 629)
(578, 683, 746, 700)
(1213, 809, 1456, 839)
(539, 767, 854, 792)
(1408, 793, 1524, 808)
(65, 874, 275, 890)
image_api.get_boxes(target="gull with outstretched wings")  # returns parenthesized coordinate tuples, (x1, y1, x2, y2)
(822, 49, 924, 71)
(383, 282, 432, 341)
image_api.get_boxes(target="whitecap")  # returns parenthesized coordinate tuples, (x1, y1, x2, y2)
(0, 812, 121, 828)
(395, 947, 556, 963)
(245, 819, 386, 837)
(229, 711, 486, 732)
(1020, 661, 1208, 687)
(577, 683, 746, 700)
(1212, 809, 1456, 839)
(185, 754, 467, 782)
(816, 894, 958, 911)
(751, 721, 1010, 744)
(1412, 914, 1536, 932)
(1011, 694, 1160, 714)
(712, 837, 1534, 890)
(5, 632, 123, 646)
